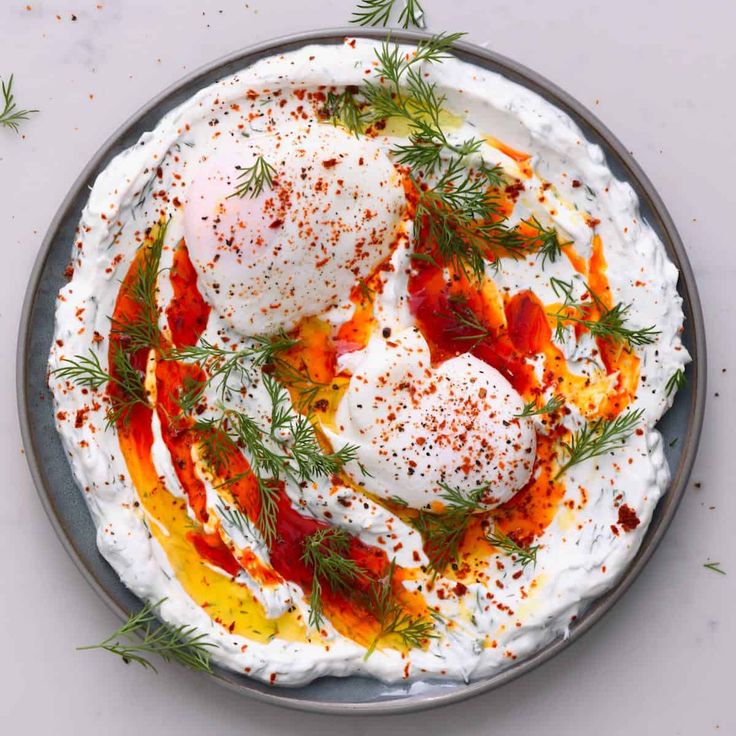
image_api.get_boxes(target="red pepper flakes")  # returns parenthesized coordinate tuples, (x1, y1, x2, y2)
(617, 504, 640, 532)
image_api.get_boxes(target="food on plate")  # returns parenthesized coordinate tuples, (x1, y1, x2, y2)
(49, 35, 688, 685)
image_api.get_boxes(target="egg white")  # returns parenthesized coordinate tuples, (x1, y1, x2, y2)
(184, 123, 408, 335)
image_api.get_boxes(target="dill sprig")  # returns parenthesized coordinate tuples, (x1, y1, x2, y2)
(324, 89, 364, 136)
(55, 222, 168, 426)
(228, 155, 277, 199)
(0, 75, 38, 133)
(105, 348, 149, 426)
(357, 34, 553, 280)
(168, 331, 297, 400)
(195, 415, 283, 545)
(111, 221, 168, 352)
(514, 394, 565, 418)
(396, 0, 425, 28)
(173, 374, 206, 417)
(413, 162, 520, 281)
(703, 561, 726, 575)
(444, 297, 491, 348)
(216, 499, 255, 538)
(351, 0, 425, 28)
(272, 357, 330, 412)
(301, 528, 365, 628)
(52, 350, 112, 391)
(548, 277, 659, 348)
(365, 559, 437, 657)
(665, 368, 686, 397)
(486, 529, 539, 569)
(523, 215, 568, 267)
(558, 302, 659, 347)
(52, 349, 149, 427)
(78, 598, 216, 673)
(555, 408, 644, 479)
(194, 374, 357, 545)
(364, 63, 481, 174)
(411, 482, 487, 578)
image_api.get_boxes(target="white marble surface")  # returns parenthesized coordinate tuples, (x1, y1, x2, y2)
(1, 0, 734, 733)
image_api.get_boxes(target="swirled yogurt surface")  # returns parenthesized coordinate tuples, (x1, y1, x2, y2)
(48, 37, 688, 686)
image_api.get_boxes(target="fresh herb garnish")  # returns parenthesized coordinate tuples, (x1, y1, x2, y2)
(78, 598, 216, 673)
(411, 482, 487, 577)
(486, 529, 539, 569)
(351, 0, 425, 28)
(173, 374, 206, 417)
(364, 64, 483, 174)
(52, 350, 113, 392)
(0, 75, 38, 133)
(324, 89, 364, 136)
(52, 348, 149, 427)
(216, 499, 256, 538)
(524, 215, 569, 267)
(272, 357, 331, 412)
(301, 528, 365, 628)
(168, 331, 297, 400)
(555, 408, 644, 479)
(365, 559, 436, 657)
(445, 297, 491, 348)
(228, 154, 277, 199)
(557, 302, 659, 347)
(514, 394, 565, 418)
(111, 221, 168, 352)
(194, 374, 358, 545)
(548, 277, 659, 348)
(355, 35, 568, 280)
(665, 368, 686, 397)
(413, 161, 527, 281)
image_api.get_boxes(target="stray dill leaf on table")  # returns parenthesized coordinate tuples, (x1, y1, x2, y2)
(351, 0, 425, 29)
(0, 74, 38, 133)
(78, 598, 216, 673)
(703, 561, 726, 575)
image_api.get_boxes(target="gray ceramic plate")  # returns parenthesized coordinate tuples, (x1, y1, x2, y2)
(17, 28, 706, 715)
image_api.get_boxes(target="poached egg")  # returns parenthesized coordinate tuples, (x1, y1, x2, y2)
(326, 327, 537, 510)
(184, 124, 407, 335)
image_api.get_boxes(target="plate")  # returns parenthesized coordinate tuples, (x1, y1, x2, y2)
(17, 28, 706, 714)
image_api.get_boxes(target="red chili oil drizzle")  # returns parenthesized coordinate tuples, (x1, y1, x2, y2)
(166, 239, 211, 348)
(406, 253, 564, 550)
(112, 238, 412, 640)
(407, 262, 542, 396)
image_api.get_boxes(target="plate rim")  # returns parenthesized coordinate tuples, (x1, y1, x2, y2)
(17, 26, 707, 716)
